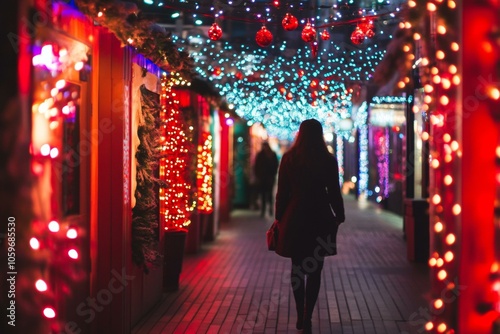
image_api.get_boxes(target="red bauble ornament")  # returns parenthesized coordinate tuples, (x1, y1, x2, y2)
(365, 29, 375, 38)
(256, 26, 273, 47)
(350, 27, 365, 45)
(282, 13, 298, 31)
(208, 23, 223, 41)
(358, 19, 374, 34)
(320, 29, 330, 40)
(301, 22, 316, 42)
(213, 67, 222, 76)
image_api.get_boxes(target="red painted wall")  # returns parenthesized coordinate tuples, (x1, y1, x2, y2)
(460, 2, 500, 333)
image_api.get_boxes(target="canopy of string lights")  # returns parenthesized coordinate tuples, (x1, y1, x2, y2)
(137, 0, 407, 138)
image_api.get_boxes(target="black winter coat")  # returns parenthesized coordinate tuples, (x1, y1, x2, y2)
(274, 151, 345, 258)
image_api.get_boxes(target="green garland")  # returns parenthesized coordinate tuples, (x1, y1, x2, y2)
(76, 0, 194, 79)
(131, 85, 164, 273)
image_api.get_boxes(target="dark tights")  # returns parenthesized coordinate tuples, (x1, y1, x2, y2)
(291, 256, 324, 328)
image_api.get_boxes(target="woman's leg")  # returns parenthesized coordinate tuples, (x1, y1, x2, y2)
(291, 257, 305, 329)
(304, 258, 325, 329)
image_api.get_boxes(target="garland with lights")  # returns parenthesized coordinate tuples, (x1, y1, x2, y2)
(197, 132, 214, 213)
(75, 0, 194, 78)
(159, 73, 195, 231)
(131, 85, 163, 273)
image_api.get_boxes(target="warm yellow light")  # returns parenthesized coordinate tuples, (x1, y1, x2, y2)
(448, 0, 456, 8)
(437, 270, 447, 280)
(427, 2, 437, 11)
(405, 22, 412, 29)
(422, 57, 429, 66)
(434, 299, 444, 309)
(413, 33, 421, 40)
(399, 22, 405, 29)
(421, 131, 430, 141)
(451, 42, 459, 51)
(444, 175, 453, 185)
(436, 50, 445, 59)
(429, 258, 437, 267)
(424, 84, 434, 93)
(497, 146, 500, 157)
(452, 204, 461, 215)
(446, 233, 456, 245)
(452, 75, 461, 85)
(425, 322, 434, 331)
(443, 133, 451, 142)
(450, 141, 459, 151)
(431, 159, 440, 169)
(437, 25, 446, 34)
(440, 96, 449, 105)
(431, 67, 439, 75)
(437, 322, 447, 333)
(398, 81, 406, 89)
(442, 78, 451, 89)
(408, 0, 416, 7)
(488, 87, 500, 100)
(448, 65, 457, 74)
(432, 194, 441, 204)
(403, 45, 410, 52)
(444, 154, 452, 163)
(413, 105, 419, 113)
(433, 75, 441, 84)
(434, 222, 444, 233)
(444, 251, 454, 262)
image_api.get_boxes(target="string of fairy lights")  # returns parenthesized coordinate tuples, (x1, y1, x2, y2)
(29, 40, 89, 328)
(172, 36, 389, 138)
(158, 0, 406, 139)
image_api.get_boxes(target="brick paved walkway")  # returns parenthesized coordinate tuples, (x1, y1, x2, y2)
(132, 195, 430, 334)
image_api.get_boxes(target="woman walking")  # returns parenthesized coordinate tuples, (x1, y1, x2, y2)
(274, 119, 345, 333)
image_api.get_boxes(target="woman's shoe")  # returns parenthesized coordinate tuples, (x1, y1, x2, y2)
(296, 318, 304, 330)
(302, 319, 312, 333)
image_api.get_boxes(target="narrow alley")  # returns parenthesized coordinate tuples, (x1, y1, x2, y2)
(133, 195, 430, 334)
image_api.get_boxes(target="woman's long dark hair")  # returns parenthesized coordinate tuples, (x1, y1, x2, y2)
(288, 119, 332, 170)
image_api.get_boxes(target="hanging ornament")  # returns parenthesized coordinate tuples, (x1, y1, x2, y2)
(350, 27, 365, 45)
(320, 29, 330, 40)
(358, 18, 375, 34)
(208, 23, 223, 41)
(282, 13, 298, 31)
(365, 29, 375, 39)
(212, 67, 222, 76)
(301, 22, 316, 43)
(256, 26, 273, 47)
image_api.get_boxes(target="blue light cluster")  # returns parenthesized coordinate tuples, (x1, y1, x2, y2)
(180, 37, 386, 139)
